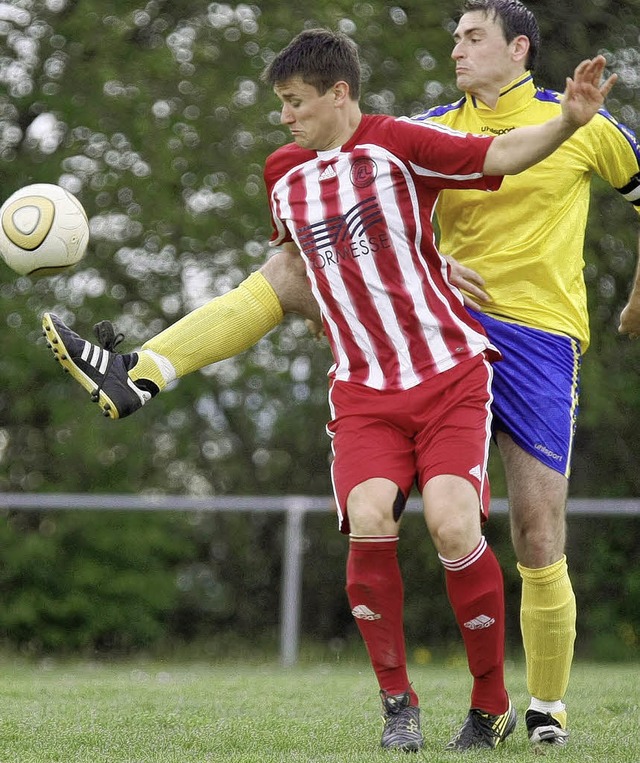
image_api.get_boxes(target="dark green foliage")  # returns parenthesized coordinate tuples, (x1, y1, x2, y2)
(0, 510, 194, 653)
(0, 506, 638, 658)
(0, 1, 639, 654)
(567, 514, 640, 660)
(169, 511, 285, 642)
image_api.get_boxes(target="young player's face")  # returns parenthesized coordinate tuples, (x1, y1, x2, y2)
(274, 77, 343, 151)
(451, 11, 524, 98)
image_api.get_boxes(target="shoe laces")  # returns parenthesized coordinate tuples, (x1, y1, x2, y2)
(381, 691, 419, 734)
(93, 320, 125, 352)
(91, 320, 125, 400)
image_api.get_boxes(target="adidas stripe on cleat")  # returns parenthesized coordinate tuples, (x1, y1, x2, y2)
(445, 696, 516, 751)
(42, 312, 155, 420)
(380, 690, 424, 752)
(526, 709, 569, 746)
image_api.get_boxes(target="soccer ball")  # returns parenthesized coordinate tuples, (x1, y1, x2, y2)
(0, 183, 89, 276)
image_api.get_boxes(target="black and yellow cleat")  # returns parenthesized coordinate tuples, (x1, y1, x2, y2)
(446, 696, 516, 751)
(380, 690, 423, 752)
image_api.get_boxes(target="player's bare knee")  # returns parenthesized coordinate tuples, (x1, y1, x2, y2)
(429, 512, 481, 559)
(512, 519, 566, 567)
(347, 480, 404, 535)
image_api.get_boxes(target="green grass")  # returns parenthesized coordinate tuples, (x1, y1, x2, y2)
(0, 656, 637, 762)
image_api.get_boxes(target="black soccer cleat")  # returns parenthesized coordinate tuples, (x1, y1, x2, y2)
(380, 690, 424, 752)
(42, 312, 156, 419)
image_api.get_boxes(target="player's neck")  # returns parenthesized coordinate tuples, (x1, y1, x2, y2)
(468, 87, 500, 109)
(468, 69, 528, 110)
(323, 107, 363, 151)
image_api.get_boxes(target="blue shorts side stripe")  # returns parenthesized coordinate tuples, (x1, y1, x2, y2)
(470, 310, 581, 477)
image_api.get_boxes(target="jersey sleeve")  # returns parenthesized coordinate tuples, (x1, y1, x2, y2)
(394, 116, 502, 192)
(588, 111, 640, 217)
(264, 148, 295, 247)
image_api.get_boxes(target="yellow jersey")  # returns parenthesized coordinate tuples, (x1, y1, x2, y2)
(414, 72, 640, 350)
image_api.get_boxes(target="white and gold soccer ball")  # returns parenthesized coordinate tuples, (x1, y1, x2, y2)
(0, 183, 89, 276)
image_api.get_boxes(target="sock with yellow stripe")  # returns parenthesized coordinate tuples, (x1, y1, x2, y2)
(128, 271, 284, 392)
(518, 555, 576, 704)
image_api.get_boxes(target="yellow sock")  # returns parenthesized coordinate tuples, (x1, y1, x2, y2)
(518, 555, 576, 702)
(129, 271, 283, 390)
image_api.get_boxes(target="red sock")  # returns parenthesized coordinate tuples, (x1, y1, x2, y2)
(440, 537, 508, 715)
(345, 536, 418, 705)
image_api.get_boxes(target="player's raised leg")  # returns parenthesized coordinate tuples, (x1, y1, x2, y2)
(42, 268, 282, 418)
(41, 247, 324, 418)
(42, 267, 281, 419)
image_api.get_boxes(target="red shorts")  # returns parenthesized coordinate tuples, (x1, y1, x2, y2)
(326, 354, 493, 533)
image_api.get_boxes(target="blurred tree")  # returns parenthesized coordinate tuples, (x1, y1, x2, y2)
(0, 0, 639, 656)
(1, 0, 638, 499)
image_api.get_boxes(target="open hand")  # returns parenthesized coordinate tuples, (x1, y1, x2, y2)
(562, 55, 617, 129)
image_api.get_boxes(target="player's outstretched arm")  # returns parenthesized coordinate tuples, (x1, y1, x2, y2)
(483, 55, 617, 176)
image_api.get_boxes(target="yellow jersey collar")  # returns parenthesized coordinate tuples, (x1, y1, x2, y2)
(467, 72, 536, 114)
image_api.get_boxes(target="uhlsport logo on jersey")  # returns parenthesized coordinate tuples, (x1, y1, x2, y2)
(351, 604, 382, 621)
(463, 614, 495, 630)
(296, 197, 391, 270)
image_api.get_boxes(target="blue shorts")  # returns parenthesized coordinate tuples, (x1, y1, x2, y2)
(469, 310, 581, 477)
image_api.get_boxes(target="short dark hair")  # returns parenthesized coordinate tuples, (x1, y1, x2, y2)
(460, 0, 540, 71)
(261, 28, 361, 100)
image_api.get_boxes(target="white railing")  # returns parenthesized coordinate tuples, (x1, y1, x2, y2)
(2, 493, 639, 666)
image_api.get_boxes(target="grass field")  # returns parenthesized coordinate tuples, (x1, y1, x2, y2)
(0, 656, 637, 762)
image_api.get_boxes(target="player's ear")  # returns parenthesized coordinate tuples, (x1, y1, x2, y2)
(511, 34, 530, 66)
(332, 81, 350, 106)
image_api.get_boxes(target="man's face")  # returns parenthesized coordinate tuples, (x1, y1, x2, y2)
(274, 77, 341, 151)
(451, 10, 520, 95)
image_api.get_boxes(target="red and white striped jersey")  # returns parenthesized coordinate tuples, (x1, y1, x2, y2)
(265, 113, 502, 390)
